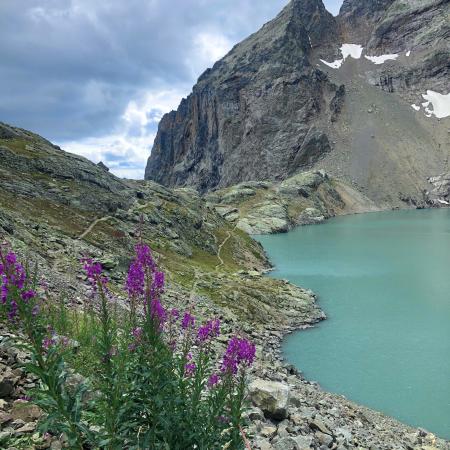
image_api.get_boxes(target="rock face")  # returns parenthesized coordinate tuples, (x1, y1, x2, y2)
(145, 0, 341, 191)
(146, 0, 450, 210)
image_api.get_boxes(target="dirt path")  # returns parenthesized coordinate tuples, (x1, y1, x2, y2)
(215, 226, 237, 271)
(78, 216, 113, 240)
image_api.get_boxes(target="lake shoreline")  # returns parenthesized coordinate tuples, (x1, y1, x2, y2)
(251, 207, 450, 448)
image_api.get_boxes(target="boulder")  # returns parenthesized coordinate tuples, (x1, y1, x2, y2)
(10, 400, 42, 422)
(249, 379, 290, 420)
(221, 187, 256, 204)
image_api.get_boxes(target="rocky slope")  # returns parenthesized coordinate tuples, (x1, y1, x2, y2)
(145, 0, 450, 210)
(1, 123, 450, 448)
(0, 122, 320, 330)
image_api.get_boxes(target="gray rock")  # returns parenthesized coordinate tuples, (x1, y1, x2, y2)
(273, 437, 298, 450)
(0, 380, 14, 398)
(249, 379, 290, 420)
(310, 419, 333, 436)
(294, 435, 313, 448)
(246, 406, 265, 422)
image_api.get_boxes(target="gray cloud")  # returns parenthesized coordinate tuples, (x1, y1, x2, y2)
(0, 0, 343, 178)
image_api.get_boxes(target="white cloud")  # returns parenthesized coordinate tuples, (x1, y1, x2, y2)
(56, 29, 231, 181)
(187, 31, 233, 78)
(7, 0, 344, 180)
(60, 86, 190, 179)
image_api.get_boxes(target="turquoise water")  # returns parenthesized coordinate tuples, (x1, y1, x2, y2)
(256, 209, 450, 439)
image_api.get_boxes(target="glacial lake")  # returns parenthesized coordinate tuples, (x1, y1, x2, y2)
(256, 209, 450, 439)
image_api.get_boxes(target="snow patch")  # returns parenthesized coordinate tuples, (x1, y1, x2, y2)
(341, 44, 364, 60)
(411, 104, 420, 111)
(406, 51, 411, 57)
(320, 44, 363, 69)
(365, 54, 399, 64)
(320, 58, 344, 68)
(437, 199, 450, 205)
(421, 90, 450, 119)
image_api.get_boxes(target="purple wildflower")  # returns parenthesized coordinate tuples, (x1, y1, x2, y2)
(128, 342, 138, 352)
(197, 319, 221, 343)
(221, 337, 256, 375)
(1, 280, 7, 304)
(132, 327, 143, 339)
(5, 252, 16, 265)
(181, 312, 195, 330)
(207, 373, 220, 388)
(170, 308, 179, 320)
(152, 271, 165, 297)
(21, 290, 36, 302)
(135, 243, 155, 270)
(42, 336, 56, 350)
(128, 327, 143, 351)
(82, 258, 109, 291)
(184, 362, 196, 377)
(0, 249, 26, 292)
(82, 258, 102, 281)
(7, 300, 18, 321)
(125, 244, 165, 308)
(150, 299, 166, 326)
(126, 260, 145, 298)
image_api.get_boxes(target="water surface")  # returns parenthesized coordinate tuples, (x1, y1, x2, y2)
(256, 209, 450, 439)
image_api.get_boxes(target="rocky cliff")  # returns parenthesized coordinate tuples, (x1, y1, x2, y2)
(145, 0, 450, 209)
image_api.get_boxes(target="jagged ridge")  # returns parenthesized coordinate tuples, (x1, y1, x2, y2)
(145, 0, 450, 210)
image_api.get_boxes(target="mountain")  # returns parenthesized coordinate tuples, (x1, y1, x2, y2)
(145, 0, 450, 209)
(2, 124, 450, 447)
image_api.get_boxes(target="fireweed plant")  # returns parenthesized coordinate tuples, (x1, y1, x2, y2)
(0, 242, 256, 449)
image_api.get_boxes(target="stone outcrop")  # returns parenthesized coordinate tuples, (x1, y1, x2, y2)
(146, 0, 450, 211)
(205, 170, 379, 234)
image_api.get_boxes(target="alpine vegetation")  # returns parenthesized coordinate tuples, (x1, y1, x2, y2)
(0, 242, 255, 449)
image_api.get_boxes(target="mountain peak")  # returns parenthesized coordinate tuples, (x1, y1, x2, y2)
(286, 0, 338, 46)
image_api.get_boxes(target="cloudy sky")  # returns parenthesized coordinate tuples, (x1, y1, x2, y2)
(0, 0, 343, 179)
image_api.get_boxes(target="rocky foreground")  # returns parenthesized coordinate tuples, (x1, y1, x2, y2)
(0, 122, 449, 449)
